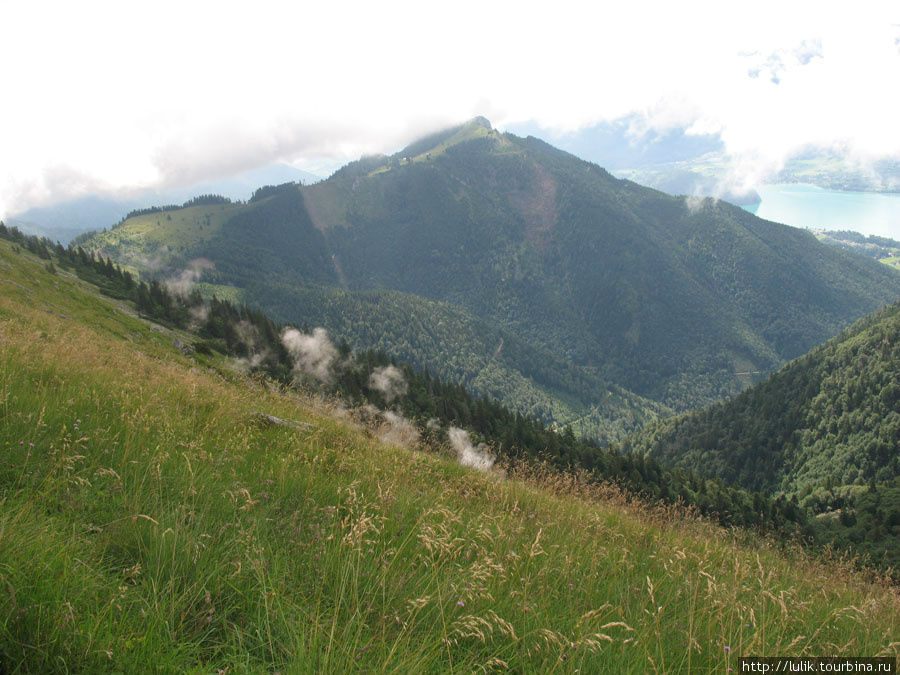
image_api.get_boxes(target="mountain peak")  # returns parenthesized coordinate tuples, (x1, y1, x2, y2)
(393, 117, 496, 162)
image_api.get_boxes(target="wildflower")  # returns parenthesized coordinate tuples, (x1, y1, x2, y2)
(724, 645, 731, 653)
(457, 600, 465, 607)
(19, 441, 24, 445)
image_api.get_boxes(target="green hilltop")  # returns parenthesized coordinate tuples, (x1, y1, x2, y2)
(2, 227, 899, 671)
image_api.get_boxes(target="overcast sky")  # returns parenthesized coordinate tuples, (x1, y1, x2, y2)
(2, 0, 898, 218)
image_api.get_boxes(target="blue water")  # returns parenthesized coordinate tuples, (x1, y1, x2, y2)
(741, 184, 900, 239)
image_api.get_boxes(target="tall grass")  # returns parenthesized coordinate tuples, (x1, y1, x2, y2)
(1, 240, 898, 672)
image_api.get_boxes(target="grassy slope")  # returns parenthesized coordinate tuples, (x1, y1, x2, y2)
(5, 245, 898, 672)
(87, 203, 246, 274)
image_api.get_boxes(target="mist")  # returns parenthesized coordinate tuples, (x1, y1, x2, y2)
(378, 411, 421, 448)
(165, 257, 214, 296)
(369, 365, 408, 403)
(448, 427, 495, 472)
(281, 327, 338, 384)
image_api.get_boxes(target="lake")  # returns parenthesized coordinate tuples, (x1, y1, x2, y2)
(741, 184, 900, 239)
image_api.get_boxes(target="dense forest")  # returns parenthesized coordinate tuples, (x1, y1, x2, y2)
(628, 301, 900, 494)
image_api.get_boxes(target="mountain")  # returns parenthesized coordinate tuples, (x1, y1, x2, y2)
(6, 162, 322, 244)
(83, 117, 900, 438)
(4, 223, 899, 671)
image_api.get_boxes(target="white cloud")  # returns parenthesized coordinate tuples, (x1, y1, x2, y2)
(2, 0, 898, 217)
(448, 427, 495, 472)
(281, 327, 337, 383)
(378, 411, 420, 448)
(369, 365, 407, 403)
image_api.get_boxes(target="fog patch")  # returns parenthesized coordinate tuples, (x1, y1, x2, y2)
(234, 352, 267, 373)
(165, 257, 214, 296)
(188, 303, 209, 327)
(448, 426, 495, 472)
(135, 253, 166, 273)
(684, 194, 715, 214)
(281, 327, 337, 383)
(230, 319, 270, 372)
(166, 268, 201, 295)
(369, 365, 408, 403)
(377, 411, 420, 448)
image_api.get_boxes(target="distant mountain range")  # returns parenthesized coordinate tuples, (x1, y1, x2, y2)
(80, 117, 900, 440)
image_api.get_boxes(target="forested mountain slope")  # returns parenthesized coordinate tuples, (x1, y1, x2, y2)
(85, 118, 900, 437)
(627, 299, 900, 567)
(630, 299, 900, 496)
